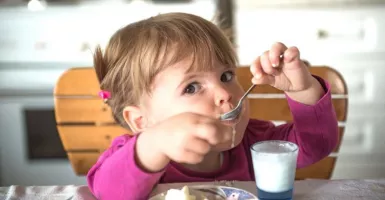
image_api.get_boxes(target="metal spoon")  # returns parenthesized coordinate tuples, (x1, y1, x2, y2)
(220, 54, 284, 121)
(219, 84, 256, 121)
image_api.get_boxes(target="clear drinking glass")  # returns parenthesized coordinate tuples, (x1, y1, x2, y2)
(250, 140, 298, 200)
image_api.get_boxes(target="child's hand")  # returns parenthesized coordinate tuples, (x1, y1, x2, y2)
(250, 42, 313, 92)
(155, 113, 232, 162)
(135, 113, 232, 172)
(250, 42, 325, 105)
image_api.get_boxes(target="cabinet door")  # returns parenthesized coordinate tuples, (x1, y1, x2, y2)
(235, 8, 385, 65)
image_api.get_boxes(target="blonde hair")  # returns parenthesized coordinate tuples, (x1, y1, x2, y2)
(94, 12, 238, 128)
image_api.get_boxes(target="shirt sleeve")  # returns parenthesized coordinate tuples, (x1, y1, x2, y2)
(246, 76, 339, 168)
(87, 134, 165, 200)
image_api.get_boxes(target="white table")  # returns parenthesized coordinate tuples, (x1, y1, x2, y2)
(1, 179, 384, 200)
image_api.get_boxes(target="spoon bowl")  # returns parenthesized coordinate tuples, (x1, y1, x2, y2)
(220, 84, 256, 121)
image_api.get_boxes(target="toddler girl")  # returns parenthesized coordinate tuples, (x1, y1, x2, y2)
(87, 12, 338, 200)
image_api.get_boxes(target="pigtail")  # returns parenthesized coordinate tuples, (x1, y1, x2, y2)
(94, 45, 111, 107)
(93, 45, 108, 85)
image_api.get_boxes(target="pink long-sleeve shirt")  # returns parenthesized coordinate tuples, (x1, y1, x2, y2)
(87, 78, 339, 200)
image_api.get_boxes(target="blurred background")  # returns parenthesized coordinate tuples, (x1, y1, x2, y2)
(1, 0, 385, 186)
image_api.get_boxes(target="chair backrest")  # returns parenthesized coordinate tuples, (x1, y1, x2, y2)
(54, 66, 348, 178)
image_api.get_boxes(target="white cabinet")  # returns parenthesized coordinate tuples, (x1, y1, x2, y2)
(235, 6, 385, 111)
(235, 7, 385, 63)
(0, 0, 215, 63)
(236, 0, 385, 8)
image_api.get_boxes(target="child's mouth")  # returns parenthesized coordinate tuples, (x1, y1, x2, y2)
(220, 111, 241, 126)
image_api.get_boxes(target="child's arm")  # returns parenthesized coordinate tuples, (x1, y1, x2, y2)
(277, 76, 338, 168)
(285, 75, 325, 105)
(86, 135, 165, 200)
(247, 76, 338, 168)
(248, 42, 339, 168)
(87, 113, 233, 200)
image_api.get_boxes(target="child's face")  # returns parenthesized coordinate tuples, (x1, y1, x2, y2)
(143, 58, 250, 151)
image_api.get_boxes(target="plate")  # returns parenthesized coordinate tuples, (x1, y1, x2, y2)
(149, 185, 258, 200)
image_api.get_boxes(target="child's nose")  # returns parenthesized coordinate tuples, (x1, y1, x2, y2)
(214, 86, 232, 106)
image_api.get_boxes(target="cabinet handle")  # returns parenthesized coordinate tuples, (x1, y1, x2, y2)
(317, 29, 328, 39)
(317, 28, 365, 40)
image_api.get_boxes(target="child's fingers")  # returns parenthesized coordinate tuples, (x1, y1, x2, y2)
(261, 51, 279, 76)
(194, 121, 231, 145)
(283, 46, 301, 63)
(250, 53, 275, 85)
(269, 42, 287, 67)
(250, 56, 263, 79)
(251, 74, 275, 85)
(184, 137, 211, 155)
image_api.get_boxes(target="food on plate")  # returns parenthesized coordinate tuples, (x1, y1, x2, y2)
(164, 186, 214, 200)
(165, 186, 198, 200)
(155, 185, 257, 200)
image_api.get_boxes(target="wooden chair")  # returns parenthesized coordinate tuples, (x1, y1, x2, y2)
(54, 66, 348, 179)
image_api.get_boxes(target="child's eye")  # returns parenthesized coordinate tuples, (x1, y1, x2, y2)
(221, 71, 234, 82)
(183, 82, 201, 94)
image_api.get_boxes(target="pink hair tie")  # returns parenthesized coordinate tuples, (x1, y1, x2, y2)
(98, 90, 111, 103)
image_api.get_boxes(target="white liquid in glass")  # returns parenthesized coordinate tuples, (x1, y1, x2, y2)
(251, 141, 298, 193)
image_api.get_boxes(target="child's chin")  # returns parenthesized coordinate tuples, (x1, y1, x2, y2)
(213, 141, 241, 152)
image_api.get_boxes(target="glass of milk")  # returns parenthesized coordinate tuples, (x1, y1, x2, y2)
(250, 140, 298, 200)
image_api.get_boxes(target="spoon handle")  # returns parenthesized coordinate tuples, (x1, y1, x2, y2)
(240, 84, 256, 103)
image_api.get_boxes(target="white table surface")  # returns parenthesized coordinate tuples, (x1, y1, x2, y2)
(1, 179, 384, 200)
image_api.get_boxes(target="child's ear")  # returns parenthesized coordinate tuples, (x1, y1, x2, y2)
(123, 106, 146, 133)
